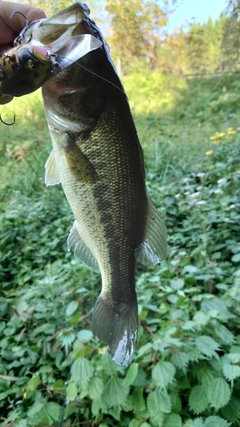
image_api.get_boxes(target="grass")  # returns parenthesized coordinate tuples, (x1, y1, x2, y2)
(0, 72, 240, 426)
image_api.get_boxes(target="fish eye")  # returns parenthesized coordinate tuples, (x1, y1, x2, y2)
(25, 59, 35, 69)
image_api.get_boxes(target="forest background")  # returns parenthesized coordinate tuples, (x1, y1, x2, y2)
(1, 0, 240, 426)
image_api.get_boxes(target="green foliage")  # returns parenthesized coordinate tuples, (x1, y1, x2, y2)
(106, 0, 169, 70)
(223, 0, 240, 62)
(0, 72, 240, 426)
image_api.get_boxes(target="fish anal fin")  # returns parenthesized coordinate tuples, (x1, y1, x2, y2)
(92, 295, 138, 367)
(135, 195, 167, 266)
(67, 221, 100, 273)
(44, 150, 61, 186)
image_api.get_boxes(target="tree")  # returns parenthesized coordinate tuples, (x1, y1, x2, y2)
(222, 0, 240, 61)
(18, 0, 97, 17)
(105, 0, 171, 72)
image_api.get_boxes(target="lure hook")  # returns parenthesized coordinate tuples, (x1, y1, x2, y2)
(0, 113, 16, 126)
(11, 10, 29, 26)
(11, 10, 37, 44)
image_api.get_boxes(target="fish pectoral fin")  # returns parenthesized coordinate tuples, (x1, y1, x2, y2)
(135, 195, 167, 266)
(67, 221, 100, 273)
(44, 150, 61, 186)
(64, 133, 97, 185)
(92, 295, 138, 367)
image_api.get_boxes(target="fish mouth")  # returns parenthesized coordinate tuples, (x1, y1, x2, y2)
(17, 2, 103, 53)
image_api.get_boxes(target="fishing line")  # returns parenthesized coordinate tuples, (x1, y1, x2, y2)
(72, 61, 126, 95)
(59, 360, 73, 427)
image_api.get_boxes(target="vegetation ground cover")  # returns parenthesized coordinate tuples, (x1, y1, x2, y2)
(0, 72, 240, 426)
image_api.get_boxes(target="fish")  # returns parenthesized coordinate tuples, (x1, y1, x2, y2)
(0, 35, 102, 97)
(6, 3, 167, 366)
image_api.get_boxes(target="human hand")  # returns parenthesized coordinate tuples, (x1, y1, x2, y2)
(0, 1, 46, 104)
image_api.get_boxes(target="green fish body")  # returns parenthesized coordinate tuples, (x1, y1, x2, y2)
(23, 3, 167, 366)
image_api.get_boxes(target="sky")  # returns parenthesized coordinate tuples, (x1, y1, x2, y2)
(167, 0, 227, 32)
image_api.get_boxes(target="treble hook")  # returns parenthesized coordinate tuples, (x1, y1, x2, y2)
(0, 113, 16, 126)
(11, 10, 29, 26)
(11, 10, 32, 44)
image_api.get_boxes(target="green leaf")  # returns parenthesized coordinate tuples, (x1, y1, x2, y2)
(227, 352, 240, 364)
(100, 351, 119, 375)
(152, 361, 176, 388)
(147, 388, 171, 418)
(197, 368, 215, 386)
(44, 402, 61, 422)
(221, 394, 240, 421)
(204, 416, 231, 427)
(129, 421, 141, 427)
(222, 362, 240, 384)
(140, 423, 151, 427)
(14, 421, 27, 427)
(104, 377, 129, 408)
(214, 325, 234, 345)
(108, 405, 121, 420)
(165, 413, 182, 427)
(0, 391, 8, 400)
(26, 373, 40, 392)
(232, 253, 240, 262)
(189, 385, 209, 414)
(76, 329, 93, 341)
(91, 396, 102, 417)
(71, 356, 94, 388)
(183, 419, 204, 427)
(193, 311, 209, 326)
(171, 352, 189, 371)
(170, 279, 184, 290)
(182, 265, 199, 274)
(66, 381, 78, 402)
(88, 376, 104, 399)
(66, 300, 78, 316)
(171, 394, 182, 413)
(132, 387, 146, 412)
(201, 298, 231, 321)
(195, 335, 221, 358)
(27, 401, 44, 417)
(123, 363, 138, 387)
(182, 321, 196, 331)
(207, 378, 231, 410)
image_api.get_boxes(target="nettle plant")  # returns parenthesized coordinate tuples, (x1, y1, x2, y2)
(1, 136, 240, 426)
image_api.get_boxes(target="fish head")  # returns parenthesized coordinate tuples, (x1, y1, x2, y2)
(18, 3, 107, 65)
(19, 3, 99, 48)
(0, 3, 103, 98)
(0, 44, 53, 97)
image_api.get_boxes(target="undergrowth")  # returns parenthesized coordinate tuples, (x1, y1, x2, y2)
(0, 74, 240, 426)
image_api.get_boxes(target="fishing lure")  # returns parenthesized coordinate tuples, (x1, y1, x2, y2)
(0, 11, 102, 98)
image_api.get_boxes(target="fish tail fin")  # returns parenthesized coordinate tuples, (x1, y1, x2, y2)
(92, 294, 138, 367)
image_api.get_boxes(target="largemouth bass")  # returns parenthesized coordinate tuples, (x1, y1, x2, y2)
(4, 3, 167, 366)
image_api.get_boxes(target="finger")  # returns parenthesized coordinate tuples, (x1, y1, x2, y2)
(0, 43, 12, 56)
(0, 2, 46, 44)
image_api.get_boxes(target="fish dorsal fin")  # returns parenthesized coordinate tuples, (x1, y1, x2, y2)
(67, 221, 100, 273)
(44, 150, 61, 186)
(135, 195, 167, 266)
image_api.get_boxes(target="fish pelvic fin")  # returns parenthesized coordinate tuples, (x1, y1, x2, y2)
(135, 195, 167, 266)
(92, 295, 138, 367)
(44, 150, 61, 186)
